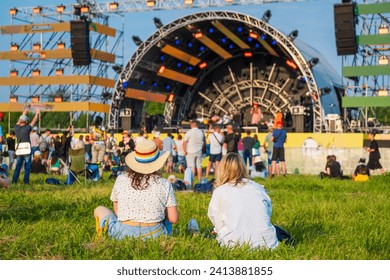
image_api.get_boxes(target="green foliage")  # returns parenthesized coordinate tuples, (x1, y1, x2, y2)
(144, 101, 165, 116)
(0, 173, 389, 260)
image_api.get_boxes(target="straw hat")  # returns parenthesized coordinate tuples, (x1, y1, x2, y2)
(125, 139, 170, 174)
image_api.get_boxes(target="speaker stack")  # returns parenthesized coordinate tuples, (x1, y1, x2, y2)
(334, 2, 357, 56)
(70, 20, 91, 66)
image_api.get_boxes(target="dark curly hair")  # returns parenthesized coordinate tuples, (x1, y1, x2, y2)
(127, 169, 160, 190)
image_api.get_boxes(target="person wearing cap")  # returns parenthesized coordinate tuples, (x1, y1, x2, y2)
(12, 107, 40, 184)
(30, 126, 40, 156)
(94, 139, 179, 239)
(270, 121, 287, 177)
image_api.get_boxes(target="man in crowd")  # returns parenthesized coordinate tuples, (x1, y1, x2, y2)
(183, 120, 204, 183)
(270, 121, 287, 177)
(223, 124, 240, 154)
(206, 125, 223, 178)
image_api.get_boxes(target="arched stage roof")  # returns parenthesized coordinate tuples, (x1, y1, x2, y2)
(109, 10, 343, 132)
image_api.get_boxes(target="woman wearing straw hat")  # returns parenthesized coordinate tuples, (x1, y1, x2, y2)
(94, 139, 179, 239)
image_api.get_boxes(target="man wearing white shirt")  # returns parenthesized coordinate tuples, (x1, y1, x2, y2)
(183, 120, 204, 183)
(206, 125, 223, 177)
(30, 126, 40, 155)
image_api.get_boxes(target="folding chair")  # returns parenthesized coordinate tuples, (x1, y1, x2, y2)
(65, 147, 87, 185)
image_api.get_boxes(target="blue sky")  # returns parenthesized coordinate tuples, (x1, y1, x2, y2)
(0, 0, 341, 102)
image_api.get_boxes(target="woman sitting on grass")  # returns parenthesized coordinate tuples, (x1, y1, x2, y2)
(94, 140, 179, 240)
(208, 152, 286, 249)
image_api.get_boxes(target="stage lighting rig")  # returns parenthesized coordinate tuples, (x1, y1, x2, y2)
(112, 65, 123, 74)
(262, 10, 272, 23)
(132, 36, 143, 46)
(308, 57, 319, 68)
(154, 17, 163, 28)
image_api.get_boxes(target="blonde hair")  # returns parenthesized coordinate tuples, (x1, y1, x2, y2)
(216, 153, 249, 187)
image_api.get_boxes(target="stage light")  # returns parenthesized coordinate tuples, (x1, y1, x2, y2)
(309, 57, 319, 68)
(194, 32, 203, 39)
(31, 96, 40, 103)
(262, 10, 272, 23)
(175, 39, 180, 45)
(32, 69, 41, 77)
(57, 42, 65, 49)
(229, 44, 234, 49)
(54, 95, 63, 103)
(33, 7, 42, 14)
(10, 43, 19, 51)
(221, 38, 227, 44)
(154, 17, 163, 28)
(10, 95, 18, 103)
(188, 42, 193, 47)
(209, 28, 214, 33)
(112, 65, 122, 73)
(271, 40, 277, 45)
(102, 91, 112, 99)
(286, 60, 298, 70)
(237, 27, 243, 33)
(109, 2, 119, 11)
(153, 82, 158, 87)
(177, 62, 182, 68)
(247, 37, 253, 42)
(158, 66, 166, 74)
(378, 24, 389, 34)
(132, 36, 143, 46)
(255, 43, 260, 48)
(184, 0, 194, 5)
(40, 52, 46, 58)
(56, 68, 64, 76)
(80, 6, 89, 13)
(56, 5, 65, 13)
(147, 0, 156, 7)
(159, 55, 165, 61)
(249, 31, 259, 39)
(378, 55, 389, 65)
(123, 81, 129, 88)
(188, 66, 193, 71)
(9, 8, 18, 16)
(225, 0, 234, 3)
(199, 62, 207, 69)
(167, 93, 175, 102)
(200, 46, 205, 51)
(288, 30, 299, 41)
(33, 43, 41, 51)
(166, 84, 171, 90)
(261, 34, 267, 40)
(139, 79, 145, 85)
(10, 69, 18, 77)
(244, 52, 253, 57)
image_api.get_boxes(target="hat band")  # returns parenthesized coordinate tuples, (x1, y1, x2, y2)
(134, 148, 160, 163)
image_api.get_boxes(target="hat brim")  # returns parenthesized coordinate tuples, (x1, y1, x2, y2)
(125, 151, 170, 174)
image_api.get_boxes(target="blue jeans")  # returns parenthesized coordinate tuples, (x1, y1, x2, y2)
(12, 153, 32, 184)
(243, 149, 252, 166)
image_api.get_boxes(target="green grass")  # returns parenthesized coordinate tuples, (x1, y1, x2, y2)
(0, 172, 389, 260)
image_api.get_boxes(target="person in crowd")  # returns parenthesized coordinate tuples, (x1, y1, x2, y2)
(118, 130, 135, 155)
(174, 134, 186, 173)
(84, 135, 92, 162)
(6, 131, 16, 170)
(249, 156, 268, 179)
(153, 131, 163, 151)
(94, 139, 179, 239)
(206, 125, 224, 178)
(252, 134, 261, 157)
(250, 103, 262, 126)
(319, 155, 342, 179)
(90, 116, 107, 166)
(71, 134, 85, 150)
(106, 131, 117, 155)
(12, 107, 40, 184)
(135, 131, 146, 146)
(48, 152, 63, 175)
(270, 121, 287, 177)
(365, 131, 385, 175)
(30, 126, 40, 155)
(237, 137, 244, 158)
(352, 158, 370, 181)
(207, 153, 286, 249)
(31, 151, 47, 174)
(263, 126, 276, 175)
(162, 132, 175, 173)
(0, 163, 10, 189)
(223, 124, 240, 154)
(183, 120, 204, 183)
(242, 130, 256, 167)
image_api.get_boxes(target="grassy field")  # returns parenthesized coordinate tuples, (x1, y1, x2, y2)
(0, 172, 389, 260)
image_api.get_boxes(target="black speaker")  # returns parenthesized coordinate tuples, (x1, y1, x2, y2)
(292, 115, 305, 133)
(70, 20, 91, 66)
(334, 3, 357, 56)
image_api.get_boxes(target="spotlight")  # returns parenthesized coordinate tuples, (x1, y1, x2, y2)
(167, 93, 175, 102)
(175, 39, 180, 45)
(237, 26, 243, 33)
(194, 32, 203, 39)
(166, 84, 171, 90)
(247, 37, 253, 42)
(54, 95, 63, 103)
(177, 62, 182, 68)
(9, 8, 18, 16)
(288, 30, 299, 41)
(112, 65, 122, 74)
(255, 43, 260, 48)
(80, 5, 89, 13)
(153, 82, 158, 87)
(153, 17, 163, 29)
(286, 60, 298, 70)
(56, 68, 64, 76)
(139, 79, 145, 85)
(123, 81, 129, 88)
(33, 43, 41, 51)
(159, 55, 165, 61)
(109, 2, 119, 11)
(10, 43, 19, 51)
(262, 10, 272, 23)
(378, 24, 389, 35)
(249, 31, 259, 39)
(10, 69, 18, 77)
(378, 55, 389, 65)
(187, 42, 193, 47)
(132, 36, 143, 46)
(309, 57, 319, 68)
(244, 52, 253, 57)
(261, 34, 267, 40)
(32, 69, 41, 77)
(229, 44, 234, 49)
(10, 95, 18, 103)
(102, 91, 112, 99)
(158, 66, 166, 74)
(209, 28, 214, 33)
(57, 42, 65, 49)
(200, 46, 205, 51)
(221, 38, 227, 44)
(146, 0, 156, 7)
(33, 7, 42, 14)
(199, 62, 207, 69)
(271, 40, 277, 46)
(56, 5, 66, 13)
(184, 0, 194, 5)
(188, 66, 193, 71)
(31, 96, 40, 103)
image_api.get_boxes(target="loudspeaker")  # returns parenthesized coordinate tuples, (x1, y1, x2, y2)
(292, 115, 305, 133)
(70, 20, 91, 66)
(121, 116, 131, 131)
(334, 3, 357, 55)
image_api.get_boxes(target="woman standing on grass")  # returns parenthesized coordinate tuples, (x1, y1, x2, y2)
(94, 139, 179, 239)
(208, 153, 281, 249)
